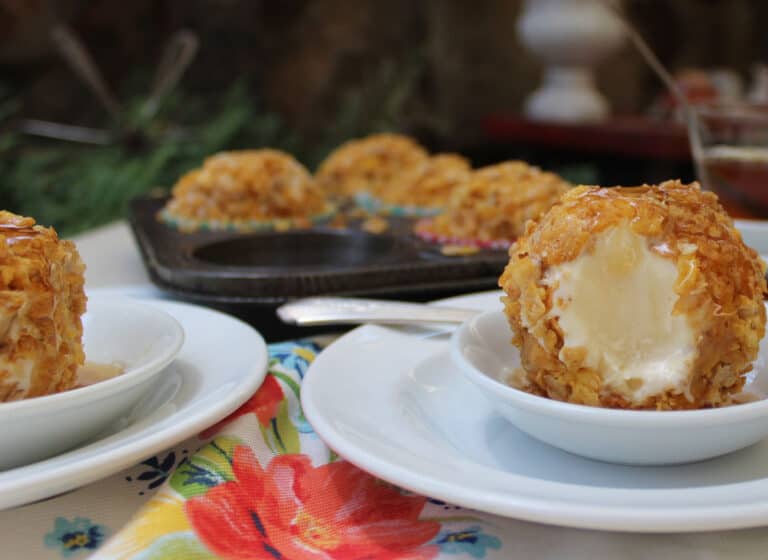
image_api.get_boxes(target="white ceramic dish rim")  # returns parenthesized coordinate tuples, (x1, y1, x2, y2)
(450, 307, 768, 427)
(0, 294, 269, 510)
(304, 387, 768, 532)
(301, 291, 768, 532)
(0, 297, 185, 415)
(734, 218, 768, 261)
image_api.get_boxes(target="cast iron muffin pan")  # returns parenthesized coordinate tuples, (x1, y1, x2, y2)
(128, 195, 509, 337)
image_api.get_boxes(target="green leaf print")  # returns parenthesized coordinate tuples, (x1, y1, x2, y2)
(272, 399, 300, 454)
(169, 436, 242, 498)
(270, 370, 310, 426)
(270, 370, 301, 400)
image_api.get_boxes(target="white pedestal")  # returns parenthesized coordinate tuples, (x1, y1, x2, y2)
(518, 0, 625, 123)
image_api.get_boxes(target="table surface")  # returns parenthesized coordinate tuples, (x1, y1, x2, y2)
(2, 220, 768, 559)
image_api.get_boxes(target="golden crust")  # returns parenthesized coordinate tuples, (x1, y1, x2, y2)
(498, 181, 767, 410)
(376, 153, 471, 209)
(315, 133, 429, 197)
(416, 161, 570, 244)
(0, 211, 86, 402)
(162, 149, 330, 230)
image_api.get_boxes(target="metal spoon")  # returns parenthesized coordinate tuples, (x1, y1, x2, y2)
(276, 297, 480, 326)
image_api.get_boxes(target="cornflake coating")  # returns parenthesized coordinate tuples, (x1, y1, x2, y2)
(315, 133, 428, 197)
(415, 161, 571, 246)
(376, 153, 471, 210)
(0, 211, 86, 402)
(499, 181, 767, 410)
(161, 150, 333, 232)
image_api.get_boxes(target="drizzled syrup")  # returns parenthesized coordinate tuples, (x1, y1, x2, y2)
(0, 223, 41, 245)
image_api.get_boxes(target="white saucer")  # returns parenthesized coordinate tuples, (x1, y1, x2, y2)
(0, 296, 267, 510)
(302, 290, 768, 533)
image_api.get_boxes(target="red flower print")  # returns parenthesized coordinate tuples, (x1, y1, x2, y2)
(186, 446, 440, 559)
(201, 375, 284, 438)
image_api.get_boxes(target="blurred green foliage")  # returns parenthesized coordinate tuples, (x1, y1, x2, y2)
(0, 83, 299, 236)
(0, 56, 423, 237)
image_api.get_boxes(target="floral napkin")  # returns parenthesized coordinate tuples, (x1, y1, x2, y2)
(0, 339, 505, 559)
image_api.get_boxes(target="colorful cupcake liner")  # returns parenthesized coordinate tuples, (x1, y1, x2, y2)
(414, 218, 512, 250)
(158, 204, 337, 234)
(353, 192, 443, 218)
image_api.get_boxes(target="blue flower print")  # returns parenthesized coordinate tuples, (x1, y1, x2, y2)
(435, 526, 502, 558)
(44, 516, 107, 557)
(268, 340, 320, 378)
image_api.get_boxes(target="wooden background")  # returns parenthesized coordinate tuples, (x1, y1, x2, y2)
(2, 0, 767, 144)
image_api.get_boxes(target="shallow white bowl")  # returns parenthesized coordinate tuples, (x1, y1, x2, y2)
(451, 309, 768, 465)
(0, 296, 184, 470)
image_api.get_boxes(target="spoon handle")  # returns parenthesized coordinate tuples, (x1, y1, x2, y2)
(276, 297, 479, 326)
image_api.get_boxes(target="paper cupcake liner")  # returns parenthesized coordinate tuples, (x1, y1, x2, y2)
(414, 218, 512, 250)
(353, 192, 443, 218)
(158, 204, 337, 233)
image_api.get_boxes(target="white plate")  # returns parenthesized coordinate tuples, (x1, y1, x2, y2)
(302, 291, 768, 533)
(0, 296, 267, 510)
(0, 297, 185, 470)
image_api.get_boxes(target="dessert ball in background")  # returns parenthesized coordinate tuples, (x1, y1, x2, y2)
(499, 181, 766, 410)
(364, 153, 471, 216)
(161, 149, 333, 232)
(315, 133, 429, 198)
(0, 211, 86, 402)
(415, 161, 571, 248)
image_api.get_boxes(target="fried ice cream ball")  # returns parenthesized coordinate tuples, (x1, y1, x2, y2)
(161, 149, 333, 232)
(374, 153, 471, 212)
(0, 211, 86, 402)
(415, 161, 570, 247)
(315, 133, 428, 197)
(499, 181, 767, 410)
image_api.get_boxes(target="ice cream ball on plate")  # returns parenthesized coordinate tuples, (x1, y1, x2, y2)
(499, 180, 767, 410)
(0, 211, 87, 402)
